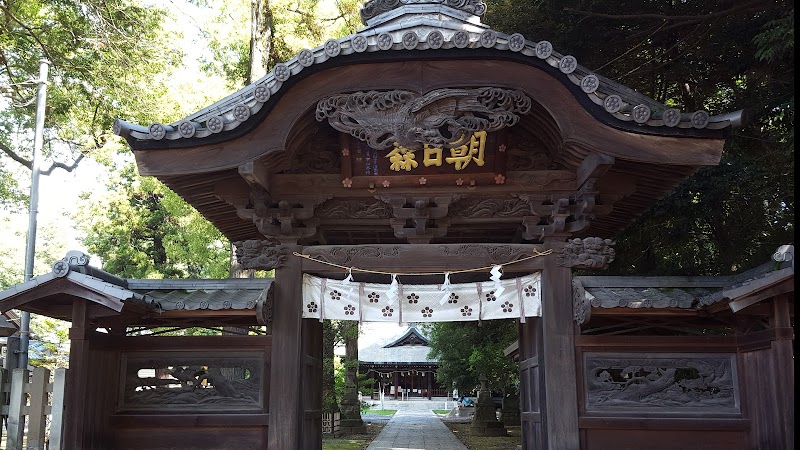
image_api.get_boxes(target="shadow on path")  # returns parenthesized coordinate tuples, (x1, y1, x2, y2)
(366, 409, 469, 450)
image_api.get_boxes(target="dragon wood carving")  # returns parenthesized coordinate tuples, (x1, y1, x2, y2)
(316, 87, 532, 150)
(585, 354, 738, 411)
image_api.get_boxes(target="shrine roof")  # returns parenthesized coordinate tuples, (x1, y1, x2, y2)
(360, 325, 438, 364)
(0, 311, 19, 337)
(113, 1, 744, 148)
(360, 343, 438, 365)
(573, 245, 794, 312)
(0, 251, 272, 323)
(383, 325, 430, 347)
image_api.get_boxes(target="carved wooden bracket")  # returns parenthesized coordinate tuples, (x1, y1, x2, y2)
(232, 240, 287, 270)
(316, 87, 531, 150)
(519, 196, 591, 241)
(256, 284, 273, 328)
(380, 195, 455, 243)
(572, 278, 591, 325)
(557, 237, 615, 269)
(236, 188, 330, 244)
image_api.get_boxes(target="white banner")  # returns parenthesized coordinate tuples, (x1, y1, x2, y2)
(301, 273, 541, 322)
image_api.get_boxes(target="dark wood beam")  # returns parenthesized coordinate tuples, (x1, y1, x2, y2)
(238, 160, 271, 193)
(300, 244, 547, 274)
(576, 152, 615, 188)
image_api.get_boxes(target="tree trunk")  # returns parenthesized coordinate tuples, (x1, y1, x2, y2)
(249, 0, 273, 83)
(223, 245, 252, 343)
(322, 320, 340, 413)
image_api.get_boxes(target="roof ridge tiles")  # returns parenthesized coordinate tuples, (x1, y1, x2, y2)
(114, 2, 743, 147)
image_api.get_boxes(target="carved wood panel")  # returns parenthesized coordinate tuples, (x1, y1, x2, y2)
(119, 351, 265, 413)
(583, 352, 740, 414)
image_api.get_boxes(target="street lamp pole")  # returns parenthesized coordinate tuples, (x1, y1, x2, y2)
(18, 59, 50, 370)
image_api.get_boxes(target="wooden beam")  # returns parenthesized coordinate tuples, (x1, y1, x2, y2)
(723, 267, 793, 300)
(300, 244, 547, 274)
(576, 152, 614, 188)
(729, 279, 794, 313)
(239, 160, 271, 193)
(576, 276, 732, 288)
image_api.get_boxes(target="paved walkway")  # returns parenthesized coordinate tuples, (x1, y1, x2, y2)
(366, 409, 468, 450)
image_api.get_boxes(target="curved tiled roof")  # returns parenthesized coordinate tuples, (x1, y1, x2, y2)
(114, 2, 743, 146)
(573, 255, 793, 311)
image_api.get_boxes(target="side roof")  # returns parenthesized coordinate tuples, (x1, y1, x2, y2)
(0, 251, 273, 325)
(573, 245, 794, 315)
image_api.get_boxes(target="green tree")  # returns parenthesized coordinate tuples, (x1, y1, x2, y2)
(486, 0, 794, 275)
(0, 0, 177, 207)
(76, 162, 230, 279)
(426, 320, 518, 394)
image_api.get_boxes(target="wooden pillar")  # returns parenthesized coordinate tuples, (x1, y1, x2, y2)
(518, 317, 544, 449)
(771, 295, 794, 449)
(301, 318, 323, 450)
(393, 371, 399, 399)
(539, 254, 580, 449)
(427, 371, 433, 400)
(62, 299, 89, 450)
(268, 245, 304, 449)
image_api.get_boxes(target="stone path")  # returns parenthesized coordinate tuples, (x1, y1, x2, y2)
(366, 409, 468, 450)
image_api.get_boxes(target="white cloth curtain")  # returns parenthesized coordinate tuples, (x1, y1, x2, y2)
(301, 272, 541, 322)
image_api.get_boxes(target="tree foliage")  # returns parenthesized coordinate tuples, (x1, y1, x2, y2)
(426, 320, 518, 394)
(76, 162, 230, 279)
(0, 0, 178, 208)
(71, 0, 363, 280)
(487, 0, 793, 275)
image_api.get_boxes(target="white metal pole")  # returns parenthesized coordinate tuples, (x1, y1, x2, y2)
(19, 59, 49, 370)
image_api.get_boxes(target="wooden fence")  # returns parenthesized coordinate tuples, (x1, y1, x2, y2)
(322, 412, 340, 436)
(0, 367, 67, 450)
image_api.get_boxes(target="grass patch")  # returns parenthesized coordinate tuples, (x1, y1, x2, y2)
(322, 422, 385, 450)
(363, 409, 396, 415)
(443, 422, 522, 450)
(432, 409, 451, 414)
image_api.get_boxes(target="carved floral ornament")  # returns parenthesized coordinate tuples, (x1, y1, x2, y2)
(315, 87, 532, 151)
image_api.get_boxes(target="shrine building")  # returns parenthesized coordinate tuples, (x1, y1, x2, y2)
(0, 1, 793, 449)
(359, 325, 445, 400)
